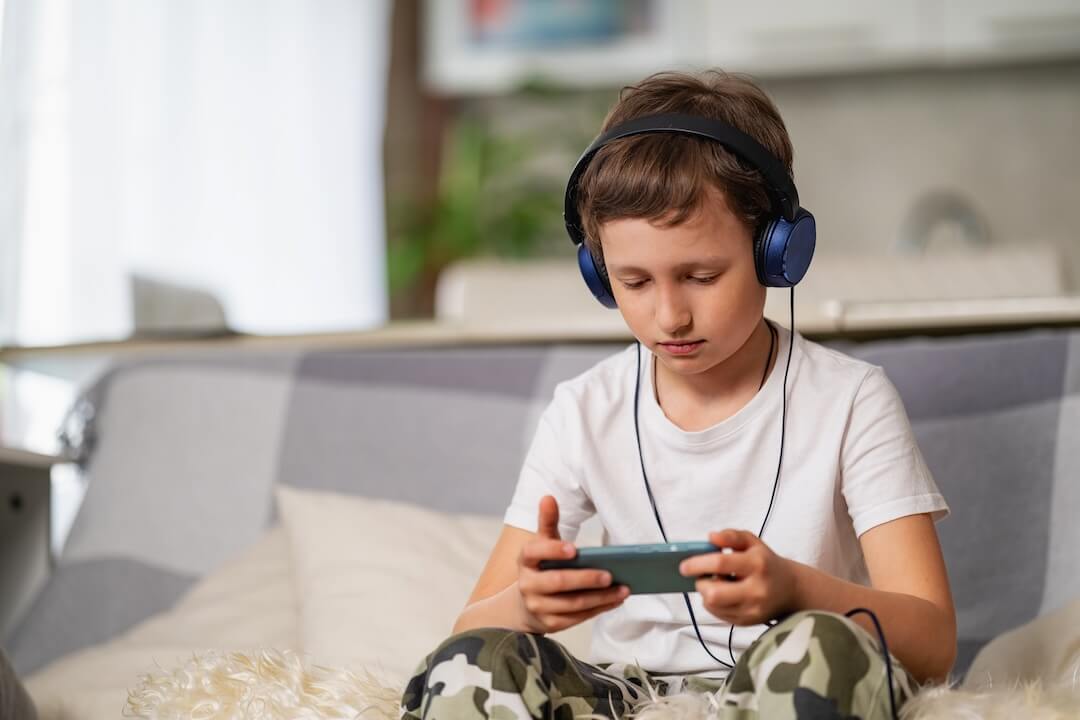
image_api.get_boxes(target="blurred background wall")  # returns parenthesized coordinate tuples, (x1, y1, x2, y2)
(385, 0, 1080, 319)
(1, 0, 1078, 340)
(766, 63, 1079, 277)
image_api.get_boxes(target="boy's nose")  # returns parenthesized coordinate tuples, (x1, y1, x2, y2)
(655, 288, 692, 335)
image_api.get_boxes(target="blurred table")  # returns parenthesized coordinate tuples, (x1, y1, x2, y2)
(0, 446, 58, 641)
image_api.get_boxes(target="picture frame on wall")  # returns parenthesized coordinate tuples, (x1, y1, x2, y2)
(422, 0, 701, 94)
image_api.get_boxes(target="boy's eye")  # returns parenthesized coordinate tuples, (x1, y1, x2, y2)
(690, 275, 719, 284)
(620, 279, 649, 290)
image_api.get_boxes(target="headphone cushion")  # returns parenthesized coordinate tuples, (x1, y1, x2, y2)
(577, 243, 618, 308)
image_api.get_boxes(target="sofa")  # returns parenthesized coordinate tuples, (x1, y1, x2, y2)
(3, 324, 1080, 718)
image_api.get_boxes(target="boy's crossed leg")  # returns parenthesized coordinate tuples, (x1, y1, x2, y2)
(401, 627, 652, 720)
(719, 610, 919, 719)
(400, 611, 918, 720)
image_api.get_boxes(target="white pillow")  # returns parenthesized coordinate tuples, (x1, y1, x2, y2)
(963, 597, 1080, 689)
(275, 486, 595, 682)
(26, 526, 299, 720)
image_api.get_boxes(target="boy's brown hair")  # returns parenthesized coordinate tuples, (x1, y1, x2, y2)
(576, 70, 794, 274)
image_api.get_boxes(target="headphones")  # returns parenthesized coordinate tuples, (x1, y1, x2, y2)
(563, 112, 817, 306)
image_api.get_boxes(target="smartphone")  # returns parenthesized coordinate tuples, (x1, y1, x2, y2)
(538, 541, 720, 595)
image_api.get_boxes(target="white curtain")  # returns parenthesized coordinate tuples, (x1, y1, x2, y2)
(0, 0, 391, 346)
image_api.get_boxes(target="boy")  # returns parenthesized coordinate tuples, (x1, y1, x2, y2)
(401, 70, 955, 720)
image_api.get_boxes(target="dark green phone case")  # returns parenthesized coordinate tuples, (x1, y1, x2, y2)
(539, 541, 719, 594)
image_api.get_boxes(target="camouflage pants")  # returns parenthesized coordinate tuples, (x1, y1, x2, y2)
(400, 610, 919, 720)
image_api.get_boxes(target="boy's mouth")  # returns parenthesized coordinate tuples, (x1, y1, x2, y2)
(658, 340, 704, 356)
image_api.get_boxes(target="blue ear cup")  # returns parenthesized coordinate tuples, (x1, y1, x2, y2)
(754, 208, 816, 287)
(577, 243, 618, 308)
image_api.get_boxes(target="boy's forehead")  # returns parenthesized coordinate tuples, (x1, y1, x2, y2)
(606, 254, 730, 275)
(600, 209, 748, 272)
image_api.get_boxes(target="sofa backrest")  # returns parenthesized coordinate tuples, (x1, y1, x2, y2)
(5, 351, 305, 674)
(275, 344, 618, 513)
(7, 328, 1080, 679)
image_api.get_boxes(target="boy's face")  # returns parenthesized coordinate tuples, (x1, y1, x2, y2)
(599, 188, 766, 381)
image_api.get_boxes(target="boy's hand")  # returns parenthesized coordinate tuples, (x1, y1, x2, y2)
(515, 495, 630, 634)
(679, 529, 796, 626)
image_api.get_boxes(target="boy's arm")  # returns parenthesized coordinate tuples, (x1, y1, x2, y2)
(454, 497, 626, 635)
(453, 524, 536, 634)
(683, 514, 956, 684)
(788, 512, 957, 684)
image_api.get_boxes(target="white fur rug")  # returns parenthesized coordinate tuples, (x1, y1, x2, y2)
(125, 648, 1080, 720)
(125, 650, 402, 720)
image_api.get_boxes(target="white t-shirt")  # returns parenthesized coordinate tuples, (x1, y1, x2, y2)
(503, 325, 949, 676)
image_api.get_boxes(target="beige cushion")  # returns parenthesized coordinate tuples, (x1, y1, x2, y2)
(963, 597, 1080, 689)
(26, 526, 298, 720)
(275, 485, 595, 682)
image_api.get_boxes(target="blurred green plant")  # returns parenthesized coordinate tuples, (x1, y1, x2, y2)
(387, 110, 566, 311)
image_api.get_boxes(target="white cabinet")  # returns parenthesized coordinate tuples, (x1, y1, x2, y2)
(942, 0, 1080, 63)
(699, 0, 1080, 76)
(422, 0, 1080, 94)
(699, 1, 940, 76)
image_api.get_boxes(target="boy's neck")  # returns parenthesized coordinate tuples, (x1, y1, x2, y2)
(653, 319, 777, 430)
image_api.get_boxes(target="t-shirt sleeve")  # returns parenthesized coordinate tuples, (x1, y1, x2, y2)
(841, 366, 949, 537)
(503, 387, 595, 541)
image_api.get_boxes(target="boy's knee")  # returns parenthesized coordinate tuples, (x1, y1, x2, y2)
(426, 627, 538, 672)
(771, 609, 857, 634)
(733, 611, 898, 717)
(436, 626, 523, 651)
(403, 628, 535, 718)
(773, 609, 864, 638)
(741, 611, 861, 661)
(761, 610, 876, 664)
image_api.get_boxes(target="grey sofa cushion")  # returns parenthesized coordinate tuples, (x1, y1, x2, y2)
(840, 329, 1080, 672)
(6, 344, 615, 674)
(276, 345, 618, 514)
(5, 352, 302, 675)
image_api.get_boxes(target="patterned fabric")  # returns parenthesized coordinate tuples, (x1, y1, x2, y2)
(401, 611, 917, 720)
(720, 612, 917, 719)
(9, 329, 1080, 680)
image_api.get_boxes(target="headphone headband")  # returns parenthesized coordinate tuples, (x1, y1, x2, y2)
(563, 112, 799, 248)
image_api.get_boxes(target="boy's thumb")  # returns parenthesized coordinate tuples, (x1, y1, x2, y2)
(538, 495, 561, 540)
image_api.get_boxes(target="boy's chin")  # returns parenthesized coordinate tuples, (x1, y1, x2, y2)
(655, 351, 712, 374)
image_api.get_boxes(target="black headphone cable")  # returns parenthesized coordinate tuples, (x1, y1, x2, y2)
(632, 289, 792, 670)
(631, 288, 900, 720)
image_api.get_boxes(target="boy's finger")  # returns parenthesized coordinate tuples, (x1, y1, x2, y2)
(556, 596, 627, 628)
(709, 529, 755, 551)
(680, 548, 753, 578)
(521, 538, 575, 567)
(537, 495, 561, 540)
(530, 584, 627, 614)
(533, 569, 616, 597)
(695, 577, 745, 607)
